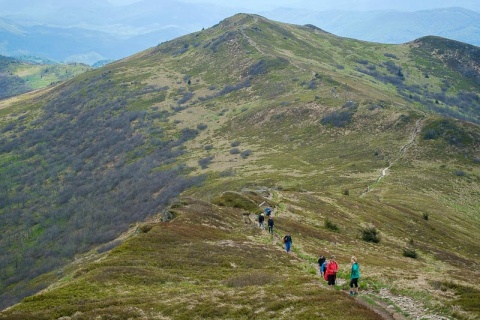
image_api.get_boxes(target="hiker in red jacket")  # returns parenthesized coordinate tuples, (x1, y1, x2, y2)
(324, 255, 339, 287)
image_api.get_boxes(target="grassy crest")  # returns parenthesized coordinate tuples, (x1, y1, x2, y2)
(0, 13, 479, 319)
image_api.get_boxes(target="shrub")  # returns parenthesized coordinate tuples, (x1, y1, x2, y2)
(454, 170, 466, 177)
(197, 123, 208, 131)
(219, 169, 235, 177)
(320, 110, 353, 127)
(384, 53, 398, 59)
(198, 155, 214, 169)
(403, 247, 417, 259)
(307, 80, 317, 90)
(325, 218, 339, 232)
(177, 91, 194, 104)
(361, 226, 380, 243)
(422, 212, 429, 221)
(240, 149, 251, 159)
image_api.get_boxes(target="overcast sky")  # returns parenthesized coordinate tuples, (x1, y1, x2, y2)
(108, 0, 480, 12)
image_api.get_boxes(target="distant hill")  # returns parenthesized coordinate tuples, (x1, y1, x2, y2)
(0, 2, 479, 64)
(0, 14, 479, 319)
(0, 55, 90, 99)
(0, 0, 233, 64)
(263, 7, 480, 46)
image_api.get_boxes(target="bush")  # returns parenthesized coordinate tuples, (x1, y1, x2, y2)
(454, 170, 466, 177)
(422, 212, 429, 221)
(320, 110, 353, 128)
(240, 149, 251, 159)
(198, 155, 214, 169)
(325, 219, 339, 232)
(361, 226, 380, 243)
(403, 247, 417, 259)
(197, 123, 208, 131)
(230, 141, 241, 147)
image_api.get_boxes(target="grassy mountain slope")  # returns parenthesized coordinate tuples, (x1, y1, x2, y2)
(0, 197, 385, 320)
(0, 55, 90, 99)
(0, 14, 479, 319)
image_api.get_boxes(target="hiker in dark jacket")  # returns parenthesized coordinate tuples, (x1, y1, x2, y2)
(267, 217, 274, 234)
(258, 213, 265, 229)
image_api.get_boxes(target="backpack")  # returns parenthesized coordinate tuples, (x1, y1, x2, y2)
(321, 262, 327, 273)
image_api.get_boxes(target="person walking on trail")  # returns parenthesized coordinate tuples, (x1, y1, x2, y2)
(283, 233, 292, 253)
(321, 259, 328, 278)
(349, 256, 360, 296)
(258, 213, 265, 230)
(317, 255, 326, 277)
(267, 216, 274, 234)
(324, 255, 339, 287)
(264, 207, 272, 217)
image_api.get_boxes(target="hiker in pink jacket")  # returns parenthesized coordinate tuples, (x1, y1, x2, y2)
(324, 255, 339, 287)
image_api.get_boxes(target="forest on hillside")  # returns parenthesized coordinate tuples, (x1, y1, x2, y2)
(0, 73, 204, 308)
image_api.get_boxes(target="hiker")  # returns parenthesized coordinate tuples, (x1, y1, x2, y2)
(283, 233, 292, 253)
(321, 259, 328, 278)
(317, 255, 326, 276)
(349, 256, 360, 296)
(267, 216, 274, 234)
(324, 255, 339, 287)
(264, 207, 272, 217)
(258, 213, 265, 230)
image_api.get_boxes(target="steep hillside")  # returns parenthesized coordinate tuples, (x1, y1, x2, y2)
(0, 14, 479, 319)
(0, 55, 90, 99)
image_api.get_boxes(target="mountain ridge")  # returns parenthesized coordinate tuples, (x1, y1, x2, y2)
(1, 4, 480, 64)
(0, 13, 479, 319)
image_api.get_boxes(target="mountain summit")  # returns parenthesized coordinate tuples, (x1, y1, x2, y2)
(0, 13, 479, 319)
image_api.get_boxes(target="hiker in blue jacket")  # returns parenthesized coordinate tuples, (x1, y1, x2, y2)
(283, 233, 292, 253)
(264, 207, 272, 217)
(317, 255, 326, 276)
(349, 256, 361, 296)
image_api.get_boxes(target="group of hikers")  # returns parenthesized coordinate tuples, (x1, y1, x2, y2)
(257, 207, 293, 252)
(258, 206, 360, 296)
(257, 207, 275, 235)
(318, 254, 361, 295)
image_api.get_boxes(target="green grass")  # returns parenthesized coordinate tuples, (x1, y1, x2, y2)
(0, 13, 479, 319)
(2, 198, 384, 319)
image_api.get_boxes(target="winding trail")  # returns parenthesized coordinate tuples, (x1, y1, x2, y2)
(250, 214, 407, 320)
(363, 118, 424, 195)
